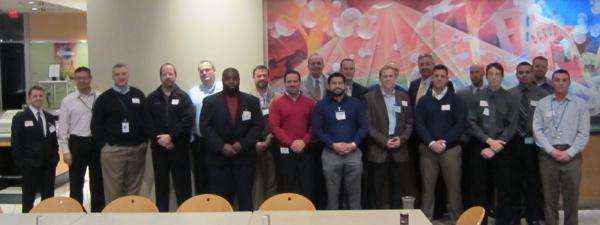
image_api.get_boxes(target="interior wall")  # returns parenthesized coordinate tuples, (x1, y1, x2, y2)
(87, 0, 265, 94)
(29, 12, 87, 41)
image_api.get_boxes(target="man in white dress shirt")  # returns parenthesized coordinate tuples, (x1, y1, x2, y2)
(58, 66, 105, 212)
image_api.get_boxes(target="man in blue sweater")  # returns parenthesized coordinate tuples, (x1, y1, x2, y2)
(312, 72, 368, 209)
(415, 64, 467, 222)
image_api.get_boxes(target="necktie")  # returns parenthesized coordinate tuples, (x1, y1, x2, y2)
(36, 111, 45, 136)
(416, 80, 426, 103)
(314, 79, 321, 100)
(517, 88, 529, 136)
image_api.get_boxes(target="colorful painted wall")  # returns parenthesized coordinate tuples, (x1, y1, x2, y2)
(267, 0, 600, 115)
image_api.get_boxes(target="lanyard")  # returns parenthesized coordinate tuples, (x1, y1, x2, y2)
(550, 99, 569, 131)
(78, 94, 95, 111)
(116, 93, 128, 122)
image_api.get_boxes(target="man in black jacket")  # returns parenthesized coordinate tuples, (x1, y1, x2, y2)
(91, 64, 147, 204)
(11, 86, 59, 213)
(200, 67, 263, 211)
(144, 63, 194, 212)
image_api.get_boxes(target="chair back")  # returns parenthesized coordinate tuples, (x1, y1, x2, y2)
(30, 197, 84, 213)
(102, 195, 159, 213)
(456, 206, 486, 225)
(177, 194, 233, 212)
(258, 193, 316, 211)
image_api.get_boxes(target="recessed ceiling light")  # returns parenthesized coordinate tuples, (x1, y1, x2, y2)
(28, 1, 35, 5)
(31, 7, 38, 11)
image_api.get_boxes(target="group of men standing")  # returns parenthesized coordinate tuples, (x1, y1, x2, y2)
(10, 53, 589, 225)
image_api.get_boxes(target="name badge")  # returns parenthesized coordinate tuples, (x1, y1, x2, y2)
(335, 111, 346, 120)
(242, 110, 251, 121)
(171, 99, 179, 105)
(530, 100, 537, 107)
(483, 108, 490, 116)
(132, 98, 140, 104)
(524, 137, 534, 144)
(394, 106, 402, 113)
(49, 125, 56, 133)
(122, 122, 130, 133)
(262, 109, 269, 116)
(401, 101, 408, 107)
(441, 104, 451, 111)
(24, 120, 34, 127)
(280, 147, 290, 154)
(479, 100, 488, 107)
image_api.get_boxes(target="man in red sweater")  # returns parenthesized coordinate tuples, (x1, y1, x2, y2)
(268, 70, 316, 200)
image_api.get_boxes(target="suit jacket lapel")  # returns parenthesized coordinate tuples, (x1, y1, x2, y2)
(374, 90, 389, 130)
(25, 107, 44, 138)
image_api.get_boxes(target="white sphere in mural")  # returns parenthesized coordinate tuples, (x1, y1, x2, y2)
(591, 24, 600, 37)
(275, 17, 297, 37)
(357, 15, 377, 40)
(308, 0, 324, 12)
(301, 10, 317, 28)
(333, 17, 354, 38)
(572, 24, 588, 44)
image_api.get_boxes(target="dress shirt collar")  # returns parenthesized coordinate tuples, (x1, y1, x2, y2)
(199, 80, 217, 93)
(112, 85, 130, 94)
(28, 105, 43, 116)
(381, 87, 395, 97)
(77, 89, 97, 98)
(432, 87, 448, 100)
(552, 93, 573, 102)
(472, 84, 486, 94)
(285, 91, 301, 101)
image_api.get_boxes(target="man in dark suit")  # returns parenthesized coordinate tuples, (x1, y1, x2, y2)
(339, 58, 369, 102)
(200, 67, 264, 211)
(364, 64, 417, 209)
(11, 86, 59, 213)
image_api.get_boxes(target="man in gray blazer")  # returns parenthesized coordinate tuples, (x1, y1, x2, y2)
(301, 53, 328, 102)
(364, 64, 416, 209)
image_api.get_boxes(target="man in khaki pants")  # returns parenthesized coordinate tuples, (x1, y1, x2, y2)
(91, 64, 147, 204)
(533, 69, 590, 225)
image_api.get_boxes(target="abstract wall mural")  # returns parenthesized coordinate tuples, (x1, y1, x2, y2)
(266, 0, 600, 115)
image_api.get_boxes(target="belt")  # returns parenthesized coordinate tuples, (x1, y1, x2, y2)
(552, 144, 571, 151)
(70, 135, 93, 141)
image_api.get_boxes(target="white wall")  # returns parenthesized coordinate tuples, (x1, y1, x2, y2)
(87, 0, 265, 94)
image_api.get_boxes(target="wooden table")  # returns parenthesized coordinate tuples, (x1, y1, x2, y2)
(250, 210, 432, 225)
(0, 212, 253, 225)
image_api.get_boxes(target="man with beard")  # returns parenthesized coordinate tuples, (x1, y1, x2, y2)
(144, 63, 194, 211)
(250, 65, 280, 208)
(269, 70, 316, 200)
(415, 64, 466, 222)
(312, 72, 368, 209)
(200, 68, 263, 211)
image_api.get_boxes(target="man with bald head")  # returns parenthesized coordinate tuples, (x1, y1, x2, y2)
(532, 56, 553, 93)
(200, 67, 263, 211)
(456, 64, 486, 207)
(301, 53, 328, 101)
(189, 60, 223, 194)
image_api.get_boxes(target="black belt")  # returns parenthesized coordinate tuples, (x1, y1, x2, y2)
(553, 144, 571, 151)
(70, 135, 93, 141)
